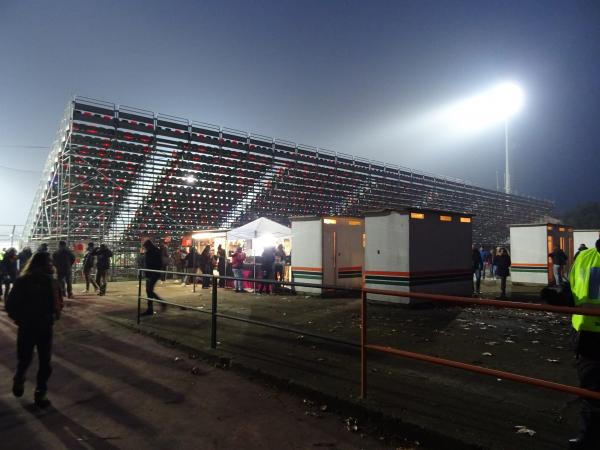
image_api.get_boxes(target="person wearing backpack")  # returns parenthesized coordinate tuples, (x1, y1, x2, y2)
(6, 251, 63, 408)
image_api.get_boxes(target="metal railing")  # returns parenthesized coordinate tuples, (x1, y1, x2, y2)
(136, 269, 360, 349)
(360, 288, 600, 401)
(135, 269, 600, 403)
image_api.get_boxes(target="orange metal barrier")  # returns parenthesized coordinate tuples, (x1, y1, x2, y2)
(360, 289, 600, 401)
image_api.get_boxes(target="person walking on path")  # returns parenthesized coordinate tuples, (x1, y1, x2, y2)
(231, 246, 246, 293)
(17, 247, 32, 274)
(95, 244, 113, 296)
(217, 244, 226, 288)
(494, 247, 511, 299)
(568, 238, 600, 449)
(141, 240, 165, 316)
(5, 251, 63, 408)
(81, 242, 99, 293)
(472, 245, 483, 295)
(1, 248, 18, 301)
(549, 246, 568, 285)
(199, 245, 212, 289)
(258, 247, 275, 295)
(52, 241, 76, 299)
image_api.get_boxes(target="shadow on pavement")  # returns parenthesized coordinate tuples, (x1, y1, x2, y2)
(23, 404, 120, 450)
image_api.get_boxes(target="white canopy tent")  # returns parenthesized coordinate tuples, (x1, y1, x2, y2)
(226, 218, 292, 292)
(226, 217, 292, 241)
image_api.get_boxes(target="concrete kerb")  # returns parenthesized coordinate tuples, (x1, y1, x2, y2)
(103, 314, 482, 450)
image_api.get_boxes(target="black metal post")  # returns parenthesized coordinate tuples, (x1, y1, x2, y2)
(360, 289, 367, 398)
(211, 275, 218, 349)
(137, 269, 142, 324)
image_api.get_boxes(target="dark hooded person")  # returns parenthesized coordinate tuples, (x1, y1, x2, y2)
(95, 244, 113, 296)
(81, 242, 99, 293)
(141, 239, 165, 316)
(6, 251, 63, 408)
(1, 248, 18, 301)
(52, 241, 76, 299)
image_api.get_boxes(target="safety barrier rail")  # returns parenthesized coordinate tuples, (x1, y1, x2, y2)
(360, 288, 600, 401)
(135, 269, 600, 403)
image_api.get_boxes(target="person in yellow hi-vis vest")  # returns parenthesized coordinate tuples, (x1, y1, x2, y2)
(569, 238, 600, 450)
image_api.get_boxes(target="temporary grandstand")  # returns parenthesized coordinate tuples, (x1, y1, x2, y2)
(24, 96, 553, 266)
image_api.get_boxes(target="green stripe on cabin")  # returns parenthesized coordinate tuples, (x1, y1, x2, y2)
(512, 267, 547, 273)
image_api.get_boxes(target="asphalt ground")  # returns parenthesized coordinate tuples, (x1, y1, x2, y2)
(96, 277, 581, 450)
(0, 289, 409, 450)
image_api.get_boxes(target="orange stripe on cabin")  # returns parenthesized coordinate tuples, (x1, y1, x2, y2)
(291, 266, 322, 272)
(365, 270, 410, 276)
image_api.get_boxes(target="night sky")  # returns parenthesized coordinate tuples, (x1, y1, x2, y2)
(1, 0, 599, 226)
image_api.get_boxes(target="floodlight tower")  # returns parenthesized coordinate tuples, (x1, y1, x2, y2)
(489, 82, 524, 194)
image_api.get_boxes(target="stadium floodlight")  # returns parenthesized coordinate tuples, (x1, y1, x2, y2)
(451, 82, 524, 132)
(450, 82, 524, 194)
(185, 175, 197, 184)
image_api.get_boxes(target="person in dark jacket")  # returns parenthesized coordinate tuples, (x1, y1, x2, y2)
(472, 244, 483, 295)
(95, 244, 113, 296)
(36, 243, 49, 254)
(274, 244, 286, 292)
(81, 242, 99, 293)
(549, 246, 568, 285)
(494, 247, 512, 299)
(6, 251, 63, 408)
(159, 242, 169, 283)
(258, 247, 276, 295)
(183, 247, 198, 285)
(217, 244, 226, 288)
(141, 240, 165, 315)
(52, 241, 76, 299)
(199, 245, 212, 289)
(17, 247, 32, 274)
(1, 248, 19, 301)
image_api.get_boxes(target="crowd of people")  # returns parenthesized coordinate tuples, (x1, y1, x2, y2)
(139, 240, 289, 315)
(0, 241, 114, 303)
(471, 245, 512, 298)
(165, 243, 287, 292)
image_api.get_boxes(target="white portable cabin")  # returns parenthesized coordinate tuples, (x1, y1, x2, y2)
(364, 209, 473, 304)
(291, 216, 364, 294)
(510, 223, 574, 285)
(573, 230, 600, 251)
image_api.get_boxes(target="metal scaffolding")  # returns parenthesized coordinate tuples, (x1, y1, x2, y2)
(23, 96, 553, 263)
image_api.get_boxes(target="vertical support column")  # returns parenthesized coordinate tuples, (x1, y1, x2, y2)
(360, 289, 367, 399)
(211, 275, 218, 349)
(137, 269, 142, 324)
